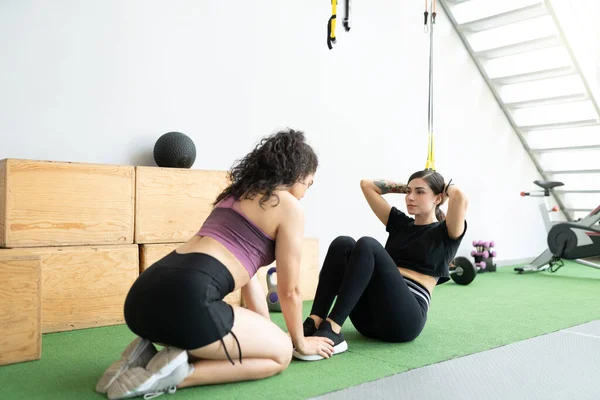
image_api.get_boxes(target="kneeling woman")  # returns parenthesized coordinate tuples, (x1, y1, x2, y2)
(96, 129, 334, 399)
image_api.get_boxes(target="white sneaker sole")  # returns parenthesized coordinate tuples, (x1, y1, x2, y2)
(107, 348, 189, 400)
(292, 340, 348, 361)
(96, 338, 155, 393)
(134, 349, 188, 393)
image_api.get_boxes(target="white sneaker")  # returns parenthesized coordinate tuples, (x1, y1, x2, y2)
(107, 346, 193, 400)
(96, 337, 158, 393)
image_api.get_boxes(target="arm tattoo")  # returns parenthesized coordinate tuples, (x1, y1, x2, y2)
(374, 180, 409, 194)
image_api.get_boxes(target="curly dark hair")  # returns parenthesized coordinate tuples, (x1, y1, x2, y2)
(408, 169, 446, 222)
(214, 129, 318, 207)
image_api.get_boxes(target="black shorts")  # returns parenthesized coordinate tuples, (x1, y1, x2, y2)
(124, 251, 236, 351)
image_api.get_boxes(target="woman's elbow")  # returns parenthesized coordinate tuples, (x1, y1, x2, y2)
(459, 193, 469, 209)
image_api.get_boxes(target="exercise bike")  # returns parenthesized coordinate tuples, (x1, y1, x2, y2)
(515, 180, 600, 274)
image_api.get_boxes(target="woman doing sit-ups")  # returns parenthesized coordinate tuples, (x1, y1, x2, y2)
(294, 170, 468, 360)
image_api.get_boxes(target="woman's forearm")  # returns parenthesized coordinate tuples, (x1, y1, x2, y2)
(279, 290, 305, 350)
(362, 179, 409, 195)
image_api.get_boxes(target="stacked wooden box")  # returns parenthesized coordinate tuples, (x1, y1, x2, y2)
(0, 159, 320, 367)
(0, 159, 138, 367)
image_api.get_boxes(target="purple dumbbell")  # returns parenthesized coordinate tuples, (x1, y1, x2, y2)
(483, 241, 490, 248)
(478, 262, 486, 269)
(472, 240, 478, 246)
(491, 251, 497, 257)
(471, 250, 476, 257)
(482, 251, 489, 259)
(490, 241, 495, 248)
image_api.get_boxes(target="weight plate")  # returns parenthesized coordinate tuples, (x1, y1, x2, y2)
(450, 256, 476, 285)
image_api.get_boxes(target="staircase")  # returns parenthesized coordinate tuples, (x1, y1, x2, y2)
(439, 0, 600, 222)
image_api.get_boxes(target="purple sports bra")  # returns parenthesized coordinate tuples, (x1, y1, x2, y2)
(196, 196, 276, 277)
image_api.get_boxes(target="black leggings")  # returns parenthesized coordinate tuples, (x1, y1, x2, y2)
(310, 236, 430, 342)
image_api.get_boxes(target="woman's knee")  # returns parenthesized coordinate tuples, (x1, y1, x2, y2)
(355, 236, 383, 252)
(267, 327, 293, 363)
(329, 235, 356, 253)
(320, 236, 356, 276)
(274, 344, 293, 371)
(268, 333, 293, 372)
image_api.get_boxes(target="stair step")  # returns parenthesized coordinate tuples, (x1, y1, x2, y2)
(524, 124, 600, 149)
(512, 100, 598, 127)
(467, 14, 557, 54)
(448, 0, 544, 25)
(490, 65, 577, 85)
(531, 144, 600, 153)
(458, 3, 549, 32)
(519, 119, 600, 132)
(475, 35, 562, 59)
(538, 149, 600, 173)
(497, 74, 586, 104)
(483, 46, 572, 79)
(505, 93, 589, 109)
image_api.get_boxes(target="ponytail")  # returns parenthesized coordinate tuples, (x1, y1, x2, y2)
(435, 206, 446, 222)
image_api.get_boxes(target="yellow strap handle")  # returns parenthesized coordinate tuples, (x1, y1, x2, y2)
(332, 0, 337, 37)
(327, 0, 337, 49)
(425, 131, 435, 171)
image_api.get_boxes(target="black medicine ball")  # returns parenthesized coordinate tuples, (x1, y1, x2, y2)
(153, 131, 196, 168)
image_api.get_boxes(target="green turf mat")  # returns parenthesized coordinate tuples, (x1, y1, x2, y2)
(1, 261, 599, 399)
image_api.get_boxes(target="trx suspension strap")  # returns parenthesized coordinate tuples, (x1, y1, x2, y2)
(327, 0, 337, 49)
(327, 0, 350, 49)
(424, 0, 437, 171)
(343, 0, 351, 32)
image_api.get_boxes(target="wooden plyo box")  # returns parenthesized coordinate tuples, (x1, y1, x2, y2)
(0, 255, 42, 366)
(0, 245, 139, 333)
(0, 159, 135, 248)
(139, 243, 241, 306)
(252, 237, 320, 302)
(134, 167, 229, 244)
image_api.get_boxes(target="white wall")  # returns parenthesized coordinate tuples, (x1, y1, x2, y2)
(0, 1, 550, 266)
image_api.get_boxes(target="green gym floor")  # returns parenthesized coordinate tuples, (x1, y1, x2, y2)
(1, 262, 599, 400)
